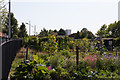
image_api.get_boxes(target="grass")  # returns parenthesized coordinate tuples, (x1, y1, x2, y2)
(9, 47, 26, 77)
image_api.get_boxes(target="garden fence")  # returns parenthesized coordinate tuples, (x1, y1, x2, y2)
(0, 39, 22, 80)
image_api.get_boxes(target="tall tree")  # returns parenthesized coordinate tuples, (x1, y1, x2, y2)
(107, 21, 117, 37)
(39, 28, 48, 37)
(112, 21, 120, 37)
(96, 24, 107, 37)
(3, 13, 19, 38)
(18, 23, 28, 38)
(80, 28, 88, 38)
(79, 28, 95, 39)
(96, 21, 120, 38)
(58, 28, 66, 35)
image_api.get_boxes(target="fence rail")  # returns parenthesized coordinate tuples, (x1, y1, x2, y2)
(0, 37, 10, 45)
(0, 39, 22, 80)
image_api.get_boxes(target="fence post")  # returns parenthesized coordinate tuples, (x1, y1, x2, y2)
(76, 46, 79, 70)
(26, 46, 28, 60)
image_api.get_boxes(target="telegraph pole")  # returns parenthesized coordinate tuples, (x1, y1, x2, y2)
(8, 0, 11, 39)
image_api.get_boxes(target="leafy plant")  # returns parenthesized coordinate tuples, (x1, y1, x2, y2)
(10, 55, 49, 79)
(60, 49, 71, 58)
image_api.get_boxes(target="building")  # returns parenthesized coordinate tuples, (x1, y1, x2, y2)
(118, 1, 120, 21)
(65, 29, 71, 36)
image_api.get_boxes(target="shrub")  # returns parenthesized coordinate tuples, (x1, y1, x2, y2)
(60, 49, 71, 58)
(43, 34, 58, 54)
(10, 55, 49, 79)
(49, 70, 60, 80)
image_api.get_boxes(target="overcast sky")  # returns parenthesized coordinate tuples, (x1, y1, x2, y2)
(5, 0, 120, 3)
(4, 0, 120, 35)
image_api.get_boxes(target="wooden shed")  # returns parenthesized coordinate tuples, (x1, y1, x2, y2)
(102, 38, 113, 51)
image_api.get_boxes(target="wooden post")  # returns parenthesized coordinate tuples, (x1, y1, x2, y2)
(26, 46, 28, 60)
(116, 50, 117, 56)
(76, 46, 79, 70)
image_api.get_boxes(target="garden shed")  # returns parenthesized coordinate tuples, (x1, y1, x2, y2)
(102, 38, 113, 51)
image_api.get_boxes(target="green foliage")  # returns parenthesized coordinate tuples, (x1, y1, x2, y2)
(68, 40, 74, 50)
(11, 50, 120, 79)
(96, 21, 120, 47)
(75, 38, 89, 52)
(74, 31, 81, 39)
(96, 24, 107, 37)
(57, 37, 64, 50)
(17, 29, 120, 79)
(96, 58, 103, 70)
(10, 55, 49, 79)
(80, 28, 95, 39)
(87, 31, 95, 39)
(3, 13, 19, 38)
(111, 21, 120, 38)
(42, 34, 58, 54)
(58, 28, 66, 35)
(18, 23, 28, 38)
(60, 49, 71, 58)
(33, 66, 48, 79)
(96, 56, 119, 72)
(39, 28, 48, 37)
(80, 28, 88, 38)
(10, 60, 35, 79)
(49, 54, 61, 68)
(114, 37, 120, 47)
(57, 36, 70, 50)
(74, 28, 95, 39)
(0, 0, 7, 32)
(49, 70, 59, 80)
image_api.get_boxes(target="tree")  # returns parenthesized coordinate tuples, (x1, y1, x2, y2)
(80, 28, 88, 38)
(74, 28, 95, 39)
(39, 28, 48, 37)
(53, 29, 57, 33)
(96, 21, 120, 38)
(48, 29, 54, 35)
(58, 28, 66, 35)
(74, 31, 80, 39)
(79, 28, 95, 39)
(96, 24, 107, 37)
(3, 13, 19, 38)
(81, 28, 88, 32)
(112, 21, 120, 37)
(87, 31, 95, 39)
(107, 21, 117, 37)
(18, 23, 28, 38)
(0, 0, 7, 32)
